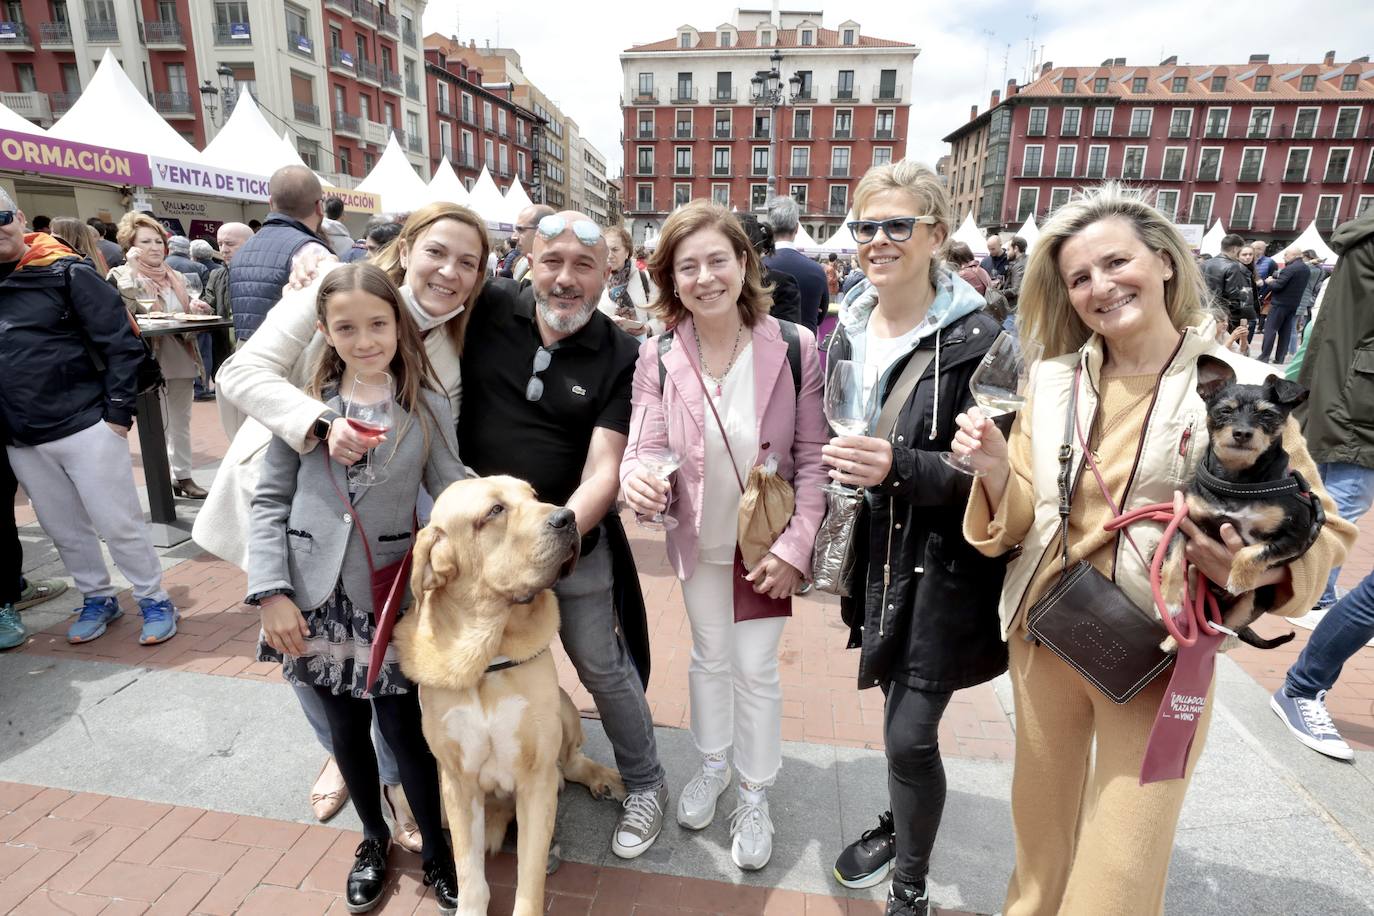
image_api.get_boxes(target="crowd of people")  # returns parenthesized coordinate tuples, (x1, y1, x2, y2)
(1, 156, 1372, 916)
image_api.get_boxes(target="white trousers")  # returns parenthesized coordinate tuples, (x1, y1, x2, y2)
(7, 421, 168, 602)
(681, 561, 787, 786)
(162, 377, 194, 479)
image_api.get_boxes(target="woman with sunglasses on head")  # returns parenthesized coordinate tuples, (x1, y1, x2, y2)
(195, 203, 483, 886)
(621, 200, 828, 871)
(951, 185, 1352, 916)
(824, 161, 1008, 916)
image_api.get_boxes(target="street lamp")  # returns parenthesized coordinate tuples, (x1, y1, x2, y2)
(198, 64, 239, 130)
(749, 50, 803, 202)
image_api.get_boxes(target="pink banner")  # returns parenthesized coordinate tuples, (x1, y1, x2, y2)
(0, 129, 150, 186)
(1140, 630, 1224, 784)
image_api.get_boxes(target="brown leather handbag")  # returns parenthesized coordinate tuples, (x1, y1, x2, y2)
(1024, 364, 1174, 705)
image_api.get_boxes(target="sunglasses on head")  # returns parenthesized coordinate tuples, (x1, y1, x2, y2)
(525, 346, 553, 402)
(0, 211, 15, 227)
(847, 215, 938, 244)
(537, 214, 602, 247)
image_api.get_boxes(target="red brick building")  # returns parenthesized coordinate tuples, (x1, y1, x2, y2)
(322, 0, 408, 179)
(423, 45, 540, 193)
(945, 52, 1374, 242)
(620, 11, 916, 243)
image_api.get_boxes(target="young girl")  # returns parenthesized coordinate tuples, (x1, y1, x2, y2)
(245, 263, 465, 913)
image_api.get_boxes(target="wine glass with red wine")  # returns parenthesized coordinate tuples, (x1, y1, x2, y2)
(345, 371, 394, 487)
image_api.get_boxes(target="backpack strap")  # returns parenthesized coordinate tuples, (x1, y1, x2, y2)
(658, 322, 802, 396)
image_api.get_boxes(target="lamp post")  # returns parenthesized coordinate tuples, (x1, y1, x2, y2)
(750, 50, 803, 203)
(198, 64, 239, 133)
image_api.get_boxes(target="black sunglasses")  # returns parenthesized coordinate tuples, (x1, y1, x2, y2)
(0, 211, 15, 227)
(847, 215, 938, 244)
(525, 346, 552, 401)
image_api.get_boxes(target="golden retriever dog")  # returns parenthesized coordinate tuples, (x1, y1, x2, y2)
(392, 476, 625, 916)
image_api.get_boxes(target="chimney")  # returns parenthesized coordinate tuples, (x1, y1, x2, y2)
(1006, 78, 1018, 97)
(1115, 57, 1126, 66)
(1040, 60, 1053, 76)
(1101, 57, 1114, 67)
(969, 104, 979, 121)
(1324, 50, 1336, 65)
(1249, 54, 1269, 63)
(1159, 54, 1177, 66)
(990, 89, 1000, 107)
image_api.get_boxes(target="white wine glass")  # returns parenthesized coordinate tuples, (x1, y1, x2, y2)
(134, 276, 158, 313)
(635, 448, 681, 531)
(823, 359, 879, 494)
(345, 371, 394, 487)
(181, 271, 202, 300)
(944, 331, 1042, 477)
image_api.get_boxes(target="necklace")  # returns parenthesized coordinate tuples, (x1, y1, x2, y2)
(694, 323, 745, 397)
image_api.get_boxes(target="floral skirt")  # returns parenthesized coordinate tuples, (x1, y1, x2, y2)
(257, 581, 412, 698)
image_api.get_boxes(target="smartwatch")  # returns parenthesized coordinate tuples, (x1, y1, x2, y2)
(312, 415, 334, 442)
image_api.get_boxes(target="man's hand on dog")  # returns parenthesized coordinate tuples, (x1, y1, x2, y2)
(746, 553, 805, 598)
(327, 417, 384, 467)
(260, 595, 310, 656)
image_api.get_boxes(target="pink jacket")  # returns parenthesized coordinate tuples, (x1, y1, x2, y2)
(621, 314, 829, 583)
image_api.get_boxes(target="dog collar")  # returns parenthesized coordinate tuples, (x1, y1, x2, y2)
(484, 647, 548, 674)
(1194, 459, 1304, 500)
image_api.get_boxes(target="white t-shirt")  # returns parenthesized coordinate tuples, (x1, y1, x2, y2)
(699, 343, 758, 565)
(864, 324, 921, 383)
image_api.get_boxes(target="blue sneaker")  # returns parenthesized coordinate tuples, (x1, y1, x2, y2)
(67, 596, 123, 644)
(0, 604, 26, 650)
(137, 597, 178, 645)
(1270, 687, 1354, 761)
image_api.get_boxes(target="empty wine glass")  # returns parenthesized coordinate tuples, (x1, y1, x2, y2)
(635, 448, 682, 531)
(944, 331, 1042, 477)
(822, 359, 878, 494)
(345, 371, 394, 487)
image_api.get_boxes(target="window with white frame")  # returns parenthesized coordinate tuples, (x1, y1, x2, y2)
(1092, 107, 1113, 135)
(791, 147, 809, 176)
(1122, 146, 1146, 180)
(1204, 107, 1230, 138)
(674, 147, 691, 175)
(832, 147, 851, 176)
(1230, 193, 1256, 228)
(637, 110, 653, 138)
(1238, 147, 1265, 182)
(715, 109, 731, 138)
(1128, 108, 1152, 137)
(1028, 107, 1048, 136)
(793, 109, 811, 138)
(1169, 108, 1192, 138)
(1061, 107, 1081, 136)
(1160, 147, 1187, 181)
(790, 183, 808, 207)
(1274, 194, 1301, 229)
(872, 147, 892, 167)
(637, 183, 653, 210)
(1189, 193, 1213, 224)
(719, 30, 732, 47)
(1247, 107, 1272, 137)
(752, 147, 769, 175)
(637, 73, 653, 97)
(828, 184, 848, 214)
(1284, 148, 1311, 182)
(1326, 147, 1352, 182)
(676, 110, 692, 138)
(1196, 147, 1223, 182)
(1049, 187, 1072, 212)
(636, 146, 653, 174)
(712, 184, 730, 206)
(713, 146, 730, 175)
(483, 138, 494, 168)
(673, 184, 690, 208)
(1084, 145, 1107, 179)
(833, 109, 853, 138)
(1357, 195, 1374, 217)
(1294, 107, 1319, 139)
(1368, 149, 1374, 182)
(875, 109, 894, 139)
(1055, 145, 1076, 177)
(1155, 189, 1179, 220)
(1017, 187, 1039, 221)
(1022, 145, 1043, 177)
(751, 184, 767, 209)
(1335, 107, 1361, 138)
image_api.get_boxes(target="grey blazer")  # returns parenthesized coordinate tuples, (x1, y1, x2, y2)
(246, 387, 466, 613)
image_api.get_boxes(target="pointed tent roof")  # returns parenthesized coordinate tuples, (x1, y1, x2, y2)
(820, 210, 858, 253)
(426, 156, 470, 206)
(1199, 220, 1228, 256)
(504, 177, 533, 215)
(0, 101, 44, 134)
(1014, 214, 1040, 251)
(793, 224, 822, 253)
(49, 49, 201, 162)
(951, 213, 988, 258)
(201, 91, 294, 176)
(1291, 221, 1338, 264)
(355, 134, 429, 214)
(466, 167, 513, 228)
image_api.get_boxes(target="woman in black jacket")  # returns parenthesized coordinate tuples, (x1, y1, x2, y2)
(821, 162, 1008, 916)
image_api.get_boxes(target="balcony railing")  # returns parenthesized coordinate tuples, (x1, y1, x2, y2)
(1027, 124, 1047, 137)
(333, 110, 361, 135)
(0, 91, 50, 120)
(403, 24, 417, 48)
(151, 91, 193, 116)
(1274, 214, 1298, 231)
(48, 91, 79, 114)
(1129, 125, 1151, 137)
(753, 128, 771, 140)
(712, 90, 737, 103)
(1196, 169, 1221, 183)
(793, 126, 810, 139)
(634, 128, 654, 140)
(872, 85, 903, 102)
(214, 22, 251, 44)
(38, 21, 71, 46)
(325, 0, 352, 12)
(1282, 169, 1308, 183)
(752, 164, 769, 176)
(714, 127, 732, 139)
(831, 165, 851, 178)
(362, 119, 389, 145)
(1021, 166, 1041, 178)
(672, 88, 698, 104)
(674, 165, 692, 176)
(831, 84, 860, 102)
(635, 162, 654, 176)
(408, 134, 422, 154)
(382, 70, 402, 94)
(460, 108, 476, 126)
(140, 19, 182, 45)
(0, 21, 33, 46)
(874, 128, 894, 140)
(631, 88, 660, 104)
(405, 80, 419, 101)
(351, 0, 379, 27)
(832, 128, 852, 140)
(713, 165, 731, 176)
(86, 21, 119, 42)
(329, 47, 355, 73)
(674, 128, 692, 139)
(288, 31, 313, 57)
(1236, 168, 1264, 183)
(293, 100, 320, 124)
(379, 11, 398, 36)
(1054, 166, 1075, 178)
(790, 164, 810, 177)
(1204, 124, 1229, 139)
(1230, 214, 1253, 230)
(1322, 170, 1349, 184)
(356, 59, 381, 86)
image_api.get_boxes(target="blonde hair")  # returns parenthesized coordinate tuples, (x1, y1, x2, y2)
(370, 202, 489, 354)
(1017, 183, 1210, 358)
(115, 212, 167, 252)
(852, 159, 952, 286)
(51, 217, 108, 274)
(646, 200, 773, 328)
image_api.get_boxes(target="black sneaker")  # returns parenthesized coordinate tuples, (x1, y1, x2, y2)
(345, 838, 390, 913)
(833, 810, 896, 889)
(886, 878, 930, 916)
(422, 859, 459, 914)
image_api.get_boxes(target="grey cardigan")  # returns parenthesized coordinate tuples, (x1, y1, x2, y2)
(246, 387, 466, 613)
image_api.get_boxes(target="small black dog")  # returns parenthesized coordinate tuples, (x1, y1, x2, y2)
(1160, 355, 1324, 652)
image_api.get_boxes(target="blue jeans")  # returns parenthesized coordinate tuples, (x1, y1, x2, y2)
(555, 525, 664, 793)
(1317, 463, 1374, 606)
(1286, 569, 1374, 698)
(295, 683, 401, 785)
(1260, 303, 1298, 363)
(194, 333, 215, 396)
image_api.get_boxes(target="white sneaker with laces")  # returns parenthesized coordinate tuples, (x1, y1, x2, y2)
(729, 788, 774, 871)
(677, 761, 732, 830)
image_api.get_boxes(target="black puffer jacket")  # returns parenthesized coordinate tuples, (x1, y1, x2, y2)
(830, 280, 1009, 693)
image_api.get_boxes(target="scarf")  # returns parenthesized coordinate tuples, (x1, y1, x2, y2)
(130, 251, 189, 310)
(607, 260, 635, 312)
(17, 232, 79, 271)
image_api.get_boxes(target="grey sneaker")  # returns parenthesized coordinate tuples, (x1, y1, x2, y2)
(1271, 687, 1354, 761)
(677, 761, 732, 830)
(611, 784, 667, 859)
(728, 789, 774, 871)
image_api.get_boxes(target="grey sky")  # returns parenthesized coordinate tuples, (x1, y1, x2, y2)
(421, 1, 1372, 180)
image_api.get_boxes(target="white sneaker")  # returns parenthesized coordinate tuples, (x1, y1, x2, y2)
(729, 788, 774, 871)
(677, 761, 732, 830)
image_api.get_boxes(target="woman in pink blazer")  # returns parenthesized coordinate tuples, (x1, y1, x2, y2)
(621, 201, 827, 872)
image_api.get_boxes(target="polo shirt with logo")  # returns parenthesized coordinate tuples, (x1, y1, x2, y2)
(458, 279, 639, 507)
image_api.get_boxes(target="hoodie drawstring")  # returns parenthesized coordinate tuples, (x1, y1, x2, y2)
(929, 327, 942, 440)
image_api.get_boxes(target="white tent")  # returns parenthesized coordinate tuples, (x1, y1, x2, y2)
(201, 92, 295, 176)
(793, 224, 822, 254)
(355, 134, 429, 214)
(1291, 221, 1339, 265)
(1198, 220, 1228, 256)
(48, 49, 202, 162)
(820, 209, 858, 253)
(503, 177, 533, 217)
(1014, 214, 1040, 251)
(466, 167, 514, 228)
(0, 101, 44, 135)
(951, 213, 988, 258)
(426, 156, 470, 206)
